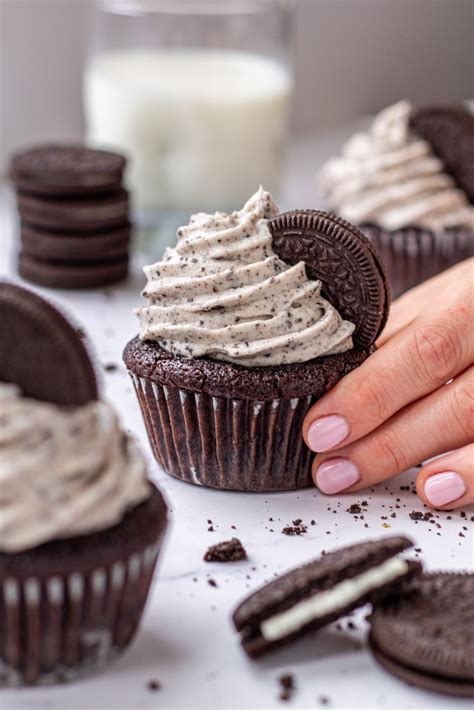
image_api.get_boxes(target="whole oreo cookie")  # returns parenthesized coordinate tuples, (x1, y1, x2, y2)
(20, 222, 131, 263)
(0, 282, 98, 405)
(369, 572, 474, 698)
(410, 105, 474, 203)
(233, 536, 419, 658)
(18, 253, 129, 290)
(10, 144, 125, 196)
(17, 188, 129, 231)
(268, 211, 390, 350)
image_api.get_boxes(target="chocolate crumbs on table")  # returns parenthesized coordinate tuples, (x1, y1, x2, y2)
(204, 538, 247, 562)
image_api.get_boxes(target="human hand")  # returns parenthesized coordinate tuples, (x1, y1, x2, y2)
(303, 258, 474, 510)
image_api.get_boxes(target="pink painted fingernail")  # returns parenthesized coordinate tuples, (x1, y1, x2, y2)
(424, 471, 466, 507)
(307, 415, 350, 452)
(315, 457, 360, 494)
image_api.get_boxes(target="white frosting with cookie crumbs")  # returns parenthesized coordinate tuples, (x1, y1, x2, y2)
(0, 383, 150, 553)
(320, 100, 474, 232)
(260, 556, 409, 641)
(136, 187, 355, 366)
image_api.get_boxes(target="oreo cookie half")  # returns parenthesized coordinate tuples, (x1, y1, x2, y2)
(233, 536, 420, 658)
(269, 211, 390, 350)
(410, 105, 474, 204)
(0, 282, 98, 405)
(369, 572, 474, 698)
(10, 144, 126, 196)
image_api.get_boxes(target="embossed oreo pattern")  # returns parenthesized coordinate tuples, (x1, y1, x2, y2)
(269, 211, 390, 350)
(129, 373, 314, 491)
(0, 539, 163, 685)
(362, 225, 474, 298)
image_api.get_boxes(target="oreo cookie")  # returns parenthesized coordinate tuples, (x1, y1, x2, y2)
(10, 144, 125, 196)
(410, 105, 474, 203)
(20, 222, 131, 263)
(233, 536, 420, 658)
(0, 282, 98, 405)
(18, 253, 129, 290)
(369, 572, 474, 698)
(269, 211, 390, 350)
(17, 188, 129, 231)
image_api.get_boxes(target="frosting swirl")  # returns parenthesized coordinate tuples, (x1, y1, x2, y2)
(320, 100, 474, 232)
(136, 187, 355, 367)
(0, 384, 150, 553)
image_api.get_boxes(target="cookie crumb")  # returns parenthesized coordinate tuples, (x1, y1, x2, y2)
(347, 504, 362, 514)
(204, 538, 247, 562)
(207, 578, 218, 587)
(282, 524, 307, 536)
(147, 679, 161, 692)
(103, 362, 118, 372)
(278, 673, 295, 702)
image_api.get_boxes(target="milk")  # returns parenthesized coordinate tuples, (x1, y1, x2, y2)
(83, 49, 292, 214)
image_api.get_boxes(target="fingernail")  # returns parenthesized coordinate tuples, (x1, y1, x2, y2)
(424, 471, 466, 508)
(315, 457, 360, 494)
(307, 415, 350, 452)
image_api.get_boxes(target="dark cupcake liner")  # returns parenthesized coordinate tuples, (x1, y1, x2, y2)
(361, 225, 473, 298)
(0, 531, 164, 686)
(129, 372, 316, 491)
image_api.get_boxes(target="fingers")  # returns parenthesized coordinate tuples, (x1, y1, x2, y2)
(312, 367, 474, 494)
(416, 445, 474, 510)
(377, 258, 474, 347)
(303, 278, 473, 454)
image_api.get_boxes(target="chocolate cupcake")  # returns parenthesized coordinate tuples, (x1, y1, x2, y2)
(319, 100, 474, 297)
(124, 188, 389, 491)
(0, 283, 168, 685)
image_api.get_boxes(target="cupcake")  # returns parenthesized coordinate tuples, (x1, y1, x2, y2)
(124, 188, 389, 492)
(0, 283, 168, 685)
(319, 100, 474, 297)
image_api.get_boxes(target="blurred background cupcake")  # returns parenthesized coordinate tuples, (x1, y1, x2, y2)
(319, 100, 474, 297)
(0, 283, 168, 686)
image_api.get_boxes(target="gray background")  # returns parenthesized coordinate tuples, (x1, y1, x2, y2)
(1, 0, 473, 172)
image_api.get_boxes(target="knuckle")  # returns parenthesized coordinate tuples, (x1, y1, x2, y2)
(448, 372, 474, 441)
(412, 320, 461, 384)
(370, 430, 407, 476)
(354, 376, 388, 426)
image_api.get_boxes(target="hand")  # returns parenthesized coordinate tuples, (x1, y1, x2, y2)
(303, 258, 474, 510)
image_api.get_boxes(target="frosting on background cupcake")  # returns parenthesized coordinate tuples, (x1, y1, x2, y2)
(136, 187, 355, 367)
(319, 100, 474, 232)
(0, 383, 150, 553)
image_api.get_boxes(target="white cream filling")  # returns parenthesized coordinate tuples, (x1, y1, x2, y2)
(260, 556, 409, 641)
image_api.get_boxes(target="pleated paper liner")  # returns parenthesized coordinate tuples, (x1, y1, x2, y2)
(361, 225, 473, 299)
(130, 373, 315, 491)
(0, 487, 167, 686)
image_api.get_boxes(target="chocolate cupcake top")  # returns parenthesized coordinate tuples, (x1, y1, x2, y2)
(136, 188, 355, 367)
(320, 100, 474, 232)
(0, 383, 150, 553)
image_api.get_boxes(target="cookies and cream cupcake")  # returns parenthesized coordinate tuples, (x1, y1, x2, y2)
(124, 187, 389, 491)
(319, 100, 474, 296)
(0, 283, 168, 686)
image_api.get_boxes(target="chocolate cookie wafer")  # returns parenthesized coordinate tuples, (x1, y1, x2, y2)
(0, 281, 98, 405)
(269, 210, 390, 350)
(10, 144, 126, 196)
(233, 536, 420, 658)
(369, 572, 474, 698)
(410, 105, 474, 203)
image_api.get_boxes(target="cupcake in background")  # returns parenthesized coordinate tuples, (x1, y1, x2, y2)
(0, 282, 168, 686)
(319, 100, 474, 297)
(124, 187, 389, 492)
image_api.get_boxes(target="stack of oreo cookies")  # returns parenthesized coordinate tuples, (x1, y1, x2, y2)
(10, 144, 131, 289)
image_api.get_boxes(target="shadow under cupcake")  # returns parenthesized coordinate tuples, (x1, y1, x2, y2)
(319, 100, 474, 298)
(124, 188, 389, 492)
(0, 283, 168, 686)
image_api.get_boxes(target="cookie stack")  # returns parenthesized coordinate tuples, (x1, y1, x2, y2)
(10, 144, 131, 289)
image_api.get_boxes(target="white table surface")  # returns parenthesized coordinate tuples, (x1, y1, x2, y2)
(0, 135, 473, 710)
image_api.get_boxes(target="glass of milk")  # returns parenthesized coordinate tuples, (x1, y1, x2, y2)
(83, 0, 294, 237)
